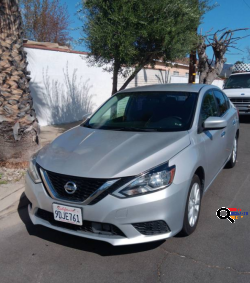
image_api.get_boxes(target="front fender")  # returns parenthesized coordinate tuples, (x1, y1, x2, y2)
(168, 135, 207, 197)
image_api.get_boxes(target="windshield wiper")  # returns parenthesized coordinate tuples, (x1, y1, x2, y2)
(111, 127, 158, 132)
(83, 125, 167, 132)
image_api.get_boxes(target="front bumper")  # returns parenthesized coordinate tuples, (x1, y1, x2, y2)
(238, 112, 250, 115)
(25, 173, 190, 246)
(229, 98, 250, 115)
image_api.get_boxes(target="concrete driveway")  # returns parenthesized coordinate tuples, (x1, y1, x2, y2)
(40, 121, 81, 147)
(0, 118, 250, 283)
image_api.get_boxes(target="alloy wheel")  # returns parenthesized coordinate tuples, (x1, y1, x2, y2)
(188, 183, 201, 227)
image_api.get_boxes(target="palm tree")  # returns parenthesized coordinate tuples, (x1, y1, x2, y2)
(0, 0, 39, 166)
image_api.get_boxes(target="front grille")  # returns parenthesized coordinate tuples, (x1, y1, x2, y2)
(132, 220, 171, 235)
(38, 165, 135, 205)
(230, 98, 250, 103)
(43, 169, 108, 202)
(88, 176, 135, 205)
(36, 209, 126, 237)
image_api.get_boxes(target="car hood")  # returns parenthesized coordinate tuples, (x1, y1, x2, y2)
(224, 88, 250, 97)
(37, 126, 190, 178)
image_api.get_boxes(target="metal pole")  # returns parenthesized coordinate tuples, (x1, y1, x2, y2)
(189, 1, 198, 84)
(188, 48, 197, 84)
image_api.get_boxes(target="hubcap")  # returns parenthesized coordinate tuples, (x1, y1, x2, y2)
(232, 138, 237, 163)
(188, 183, 201, 227)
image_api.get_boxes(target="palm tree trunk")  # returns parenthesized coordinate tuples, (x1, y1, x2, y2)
(0, 0, 40, 166)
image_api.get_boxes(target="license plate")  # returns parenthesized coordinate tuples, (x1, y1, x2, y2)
(53, 204, 83, 226)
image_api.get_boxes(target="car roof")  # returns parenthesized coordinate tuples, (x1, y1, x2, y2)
(118, 83, 209, 94)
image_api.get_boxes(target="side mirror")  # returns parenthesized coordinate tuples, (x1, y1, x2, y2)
(203, 117, 227, 130)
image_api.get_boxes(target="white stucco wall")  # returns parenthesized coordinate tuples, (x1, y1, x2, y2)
(25, 47, 224, 126)
(25, 48, 113, 126)
(211, 79, 224, 89)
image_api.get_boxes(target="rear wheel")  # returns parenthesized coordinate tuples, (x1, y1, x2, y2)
(226, 136, 238, 168)
(180, 175, 201, 236)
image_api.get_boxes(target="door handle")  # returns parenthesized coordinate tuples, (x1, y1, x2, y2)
(221, 131, 226, 137)
(233, 119, 236, 125)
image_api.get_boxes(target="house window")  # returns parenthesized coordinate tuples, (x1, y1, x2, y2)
(173, 71, 179, 76)
(185, 72, 189, 77)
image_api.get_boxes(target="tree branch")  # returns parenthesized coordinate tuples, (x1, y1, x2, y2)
(197, 27, 249, 84)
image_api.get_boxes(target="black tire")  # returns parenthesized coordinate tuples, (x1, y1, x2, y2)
(225, 136, 238, 169)
(180, 175, 202, 236)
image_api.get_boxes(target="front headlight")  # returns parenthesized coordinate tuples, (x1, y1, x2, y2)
(27, 153, 41, 183)
(112, 163, 176, 198)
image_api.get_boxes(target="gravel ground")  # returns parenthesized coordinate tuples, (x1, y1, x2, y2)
(0, 167, 27, 184)
(0, 121, 79, 185)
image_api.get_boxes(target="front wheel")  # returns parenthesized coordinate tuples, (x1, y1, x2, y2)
(180, 175, 201, 236)
(226, 136, 238, 169)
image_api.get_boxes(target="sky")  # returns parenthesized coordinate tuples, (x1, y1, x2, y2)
(63, 0, 250, 64)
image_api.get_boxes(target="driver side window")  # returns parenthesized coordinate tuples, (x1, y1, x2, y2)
(201, 92, 218, 123)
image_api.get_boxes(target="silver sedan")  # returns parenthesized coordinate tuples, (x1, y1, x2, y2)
(25, 84, 239, 245)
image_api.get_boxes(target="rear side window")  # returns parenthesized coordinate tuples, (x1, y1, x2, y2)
(200, 92, 218, 123)
(213, 90, 228, 116)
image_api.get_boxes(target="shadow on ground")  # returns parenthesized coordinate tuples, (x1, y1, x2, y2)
(18, 193, 164, 256)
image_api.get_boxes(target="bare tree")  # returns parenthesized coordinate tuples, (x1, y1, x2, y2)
(20, 0, 72, 46)
(0, 0, 39, 166)
(197, 28, 249, 84)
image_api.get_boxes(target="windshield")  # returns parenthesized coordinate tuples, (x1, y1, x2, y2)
(84, 91, 198, 132)
(224, 74, 250, 89)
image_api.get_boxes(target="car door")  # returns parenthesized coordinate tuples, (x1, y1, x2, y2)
(223, 93, 238, 153)
(213, 89, 237, 161)
(199, 90, 228, 186)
